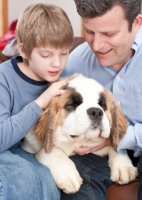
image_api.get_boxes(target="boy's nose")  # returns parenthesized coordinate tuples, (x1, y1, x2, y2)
(51, 57, 61, 67)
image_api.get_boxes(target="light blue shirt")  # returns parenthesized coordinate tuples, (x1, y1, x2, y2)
(62, 26, 142, 157)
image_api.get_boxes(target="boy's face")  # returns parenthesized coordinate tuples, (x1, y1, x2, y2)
(82, 5, 140, 71)
(28, 46, 69, 82)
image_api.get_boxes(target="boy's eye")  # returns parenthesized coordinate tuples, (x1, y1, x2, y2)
(40, 54, 50, 58)
(61, 52, 68, 56)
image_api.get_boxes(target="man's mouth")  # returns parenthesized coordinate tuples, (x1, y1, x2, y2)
(98, 49, 112, 55)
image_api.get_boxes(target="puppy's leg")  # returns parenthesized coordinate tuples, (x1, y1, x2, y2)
(36, 147, 83, 194)
(108, 147, 138, 184)
(21, 128, 42, 154)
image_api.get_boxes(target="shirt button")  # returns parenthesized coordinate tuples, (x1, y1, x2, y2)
(117, 76, 120, 81)
(118, 101, 121, 105)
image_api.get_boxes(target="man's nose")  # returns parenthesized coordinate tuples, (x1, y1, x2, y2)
(92, 34, 105, 51)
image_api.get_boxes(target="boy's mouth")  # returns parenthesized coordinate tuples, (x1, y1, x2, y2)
(48, 71, 60, 76)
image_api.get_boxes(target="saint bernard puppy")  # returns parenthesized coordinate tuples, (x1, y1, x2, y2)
(21, 74, 137, 194)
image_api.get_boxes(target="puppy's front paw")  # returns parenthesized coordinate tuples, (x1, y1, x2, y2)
(56, 168, 83, 194)
(36, 148, 83, 193)
(111, 165, 138, 184)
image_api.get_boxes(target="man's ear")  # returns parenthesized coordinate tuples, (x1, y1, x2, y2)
(132, 14, 142, 33)
(18, 43, 27, 59)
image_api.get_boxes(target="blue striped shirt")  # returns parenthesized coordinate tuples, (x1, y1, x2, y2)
(0, 56, 49, 153)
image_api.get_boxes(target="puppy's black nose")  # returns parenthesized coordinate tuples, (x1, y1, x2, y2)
(70, 135, 77, 138)
(87, 107, 103, 119)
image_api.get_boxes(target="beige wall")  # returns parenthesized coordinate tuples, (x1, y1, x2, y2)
(8, 0, 82, 36)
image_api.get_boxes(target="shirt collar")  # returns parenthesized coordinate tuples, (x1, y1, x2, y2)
(132, 26, 142, 52)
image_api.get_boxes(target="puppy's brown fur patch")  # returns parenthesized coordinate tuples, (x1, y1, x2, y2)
(34, 81, 79, 152)
(104, 89, 128, 150)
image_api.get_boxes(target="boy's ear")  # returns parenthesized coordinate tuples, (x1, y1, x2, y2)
(18, 43, 27, 59)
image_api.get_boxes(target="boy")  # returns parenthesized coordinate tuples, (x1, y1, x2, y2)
(0, 3, 73, 200)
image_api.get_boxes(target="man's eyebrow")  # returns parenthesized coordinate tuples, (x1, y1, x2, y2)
(83, 26, 94, 32)
(83, 26, 118, 34)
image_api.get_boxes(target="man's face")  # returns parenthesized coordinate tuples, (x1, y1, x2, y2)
(82, 5, 139, 71)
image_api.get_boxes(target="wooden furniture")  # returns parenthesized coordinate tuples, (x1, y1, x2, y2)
(0, 0, 8, 36)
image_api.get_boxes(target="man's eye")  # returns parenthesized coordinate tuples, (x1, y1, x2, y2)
(104, 32, 115, 37)
(85, 29, 94, 34)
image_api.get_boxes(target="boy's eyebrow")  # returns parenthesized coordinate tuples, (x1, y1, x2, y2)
(38, 48, 69, 52)
(38, 48, 51, 51)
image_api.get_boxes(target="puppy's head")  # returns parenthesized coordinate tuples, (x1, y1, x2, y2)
(34, 74, 128, 152)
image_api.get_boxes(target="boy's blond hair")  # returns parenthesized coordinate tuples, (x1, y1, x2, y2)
(16, 3, 74, 58)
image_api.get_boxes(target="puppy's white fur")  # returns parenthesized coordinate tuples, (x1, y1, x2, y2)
(21, 74, 137, 194)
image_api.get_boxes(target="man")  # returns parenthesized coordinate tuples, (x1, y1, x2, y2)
(61, 0, 142, 199)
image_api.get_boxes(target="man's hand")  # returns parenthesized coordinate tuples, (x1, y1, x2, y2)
(74, 138, 111, 155)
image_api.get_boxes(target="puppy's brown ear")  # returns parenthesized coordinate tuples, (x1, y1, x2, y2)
(34, 97, 58, 153)
(106, 90, 128, 150)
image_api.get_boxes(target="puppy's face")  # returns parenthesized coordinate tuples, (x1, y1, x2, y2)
(60, 77, 110, 139)
(35, 74, 128, 152)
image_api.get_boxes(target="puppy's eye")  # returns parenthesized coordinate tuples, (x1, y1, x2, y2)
(64, 100, 76, 112)
(64, 93, 83, 112)
(98, 93, 107, 111)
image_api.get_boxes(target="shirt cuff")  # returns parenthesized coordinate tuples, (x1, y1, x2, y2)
(28, 101, 43, 117)
(117, 125, 136, 154)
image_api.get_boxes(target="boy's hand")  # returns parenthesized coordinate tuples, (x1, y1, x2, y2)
(35, 80, 67, 109)
(74, 138, 111, 155)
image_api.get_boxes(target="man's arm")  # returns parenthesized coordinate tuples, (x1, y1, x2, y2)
(117, 124, 142, 157)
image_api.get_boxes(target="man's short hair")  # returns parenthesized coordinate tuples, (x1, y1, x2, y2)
(74, 0, 141, 31)
(16, 3, 74, 58)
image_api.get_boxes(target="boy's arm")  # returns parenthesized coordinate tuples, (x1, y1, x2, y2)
(0, 99, 42, 153)
(0, 79, 42, 153)
(0, 78, 67, 153)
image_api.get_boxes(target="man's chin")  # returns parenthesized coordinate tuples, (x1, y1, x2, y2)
(96, 58, 111, 67)
(93, 53, 110, 67)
